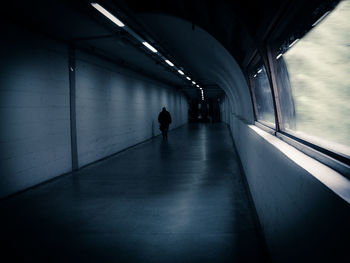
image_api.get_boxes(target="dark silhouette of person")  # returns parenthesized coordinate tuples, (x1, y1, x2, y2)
(158, 107, 172, 139)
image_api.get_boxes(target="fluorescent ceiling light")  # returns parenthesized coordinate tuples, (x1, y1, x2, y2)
(91, 3, 125, 27)
(289, 39, 299, 48)
(257, 69, 262, 74)
(312, 11, 330, 27)
(253, 74, 257, 78)
(142, 41, 157, 53)
(192, 81, 196, 85)
(186, 76, 191, 81)
(196, 84, 199, 88)
(199, 88, 202, 90)
(178, 70, 184, 75)
(276, 53, 283, 60)
(165, 59, 174, 66)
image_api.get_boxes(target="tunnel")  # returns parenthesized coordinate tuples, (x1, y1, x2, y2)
(0, 0, 349, 262)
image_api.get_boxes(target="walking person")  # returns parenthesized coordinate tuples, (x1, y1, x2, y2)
(158, 107, 172, 140)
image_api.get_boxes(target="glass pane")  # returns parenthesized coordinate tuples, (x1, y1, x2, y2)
(280, 0, 350, 155)
(252, 65, 275, 126)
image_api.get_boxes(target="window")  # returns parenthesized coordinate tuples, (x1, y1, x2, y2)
(251, 65, 275, 127)
(276, 0, 350, 156)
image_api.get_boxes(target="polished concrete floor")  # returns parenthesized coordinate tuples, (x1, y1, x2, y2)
(0, 123, 267, 262)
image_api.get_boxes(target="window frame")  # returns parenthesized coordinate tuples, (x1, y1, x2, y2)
(246, 2, 350, 177)
(247, 56, 277, 130)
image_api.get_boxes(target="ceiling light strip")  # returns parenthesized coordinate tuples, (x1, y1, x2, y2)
(91, 3, 125, 27)
(91, 2, 202, 85)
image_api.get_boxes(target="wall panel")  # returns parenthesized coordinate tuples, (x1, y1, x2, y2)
(0, 26, 71, 198)
(75, 51, 188, 167)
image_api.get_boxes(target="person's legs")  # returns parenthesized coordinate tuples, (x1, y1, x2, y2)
(164, 127, 168, 139)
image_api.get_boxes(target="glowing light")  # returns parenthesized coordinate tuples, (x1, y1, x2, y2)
(186, 76, 191, 80)
(91, 3, 125, 27)
(312, 11, 330, 27)
(165, 60, 174, 66)
(192, 81, 196, 85)
(257, 69, 262, 74)
(276, 53, 283, 60)
(142, 41, 157, 53)
(289, 39, 299, 48)
(178, 70, 184, 75)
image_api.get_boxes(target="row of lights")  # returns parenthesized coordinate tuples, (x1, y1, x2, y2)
(91, 2, 203, 93)
(253, 68, 262, 78)
(275, 10, 330, 60)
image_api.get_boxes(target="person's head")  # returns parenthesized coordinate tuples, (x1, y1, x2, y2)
(162, 107, 166, 111)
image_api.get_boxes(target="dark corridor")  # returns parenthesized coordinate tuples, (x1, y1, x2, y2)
(0, 124, 266, 262)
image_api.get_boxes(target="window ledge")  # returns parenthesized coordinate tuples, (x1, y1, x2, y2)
(249, 124, 350, 204)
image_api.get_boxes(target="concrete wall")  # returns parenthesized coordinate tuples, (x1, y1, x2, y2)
(0, 25, 71, 198)
(220, 96, 350, 262)
(75, 51, 188, 167)
(0, 25, 188, 198)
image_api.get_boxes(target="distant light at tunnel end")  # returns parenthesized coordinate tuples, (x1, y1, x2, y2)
(142, 42, 158, 53)
(91, 3, 125, 27)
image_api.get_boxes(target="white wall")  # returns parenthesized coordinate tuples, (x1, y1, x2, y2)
(0, 25, 72, 198)
(220, 96, 350, 262)
(75, 51, 188, 167)
(0, 26, 188, 198)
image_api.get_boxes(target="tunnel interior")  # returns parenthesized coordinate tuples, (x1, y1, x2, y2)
(0, 0, 349, 262)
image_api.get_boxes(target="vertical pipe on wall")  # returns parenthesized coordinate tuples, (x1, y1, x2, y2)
(68, 45, 79, 171)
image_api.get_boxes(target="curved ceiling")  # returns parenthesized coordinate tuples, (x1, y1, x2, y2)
(1, 0, 337, 121)
(122, 0, 276, 67)
(136, 14, 254, 121)
(121, 0, 338, 68)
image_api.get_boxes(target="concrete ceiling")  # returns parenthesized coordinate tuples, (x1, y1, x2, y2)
(136, 14, 250, 111)
(1, 0, 339, 103)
